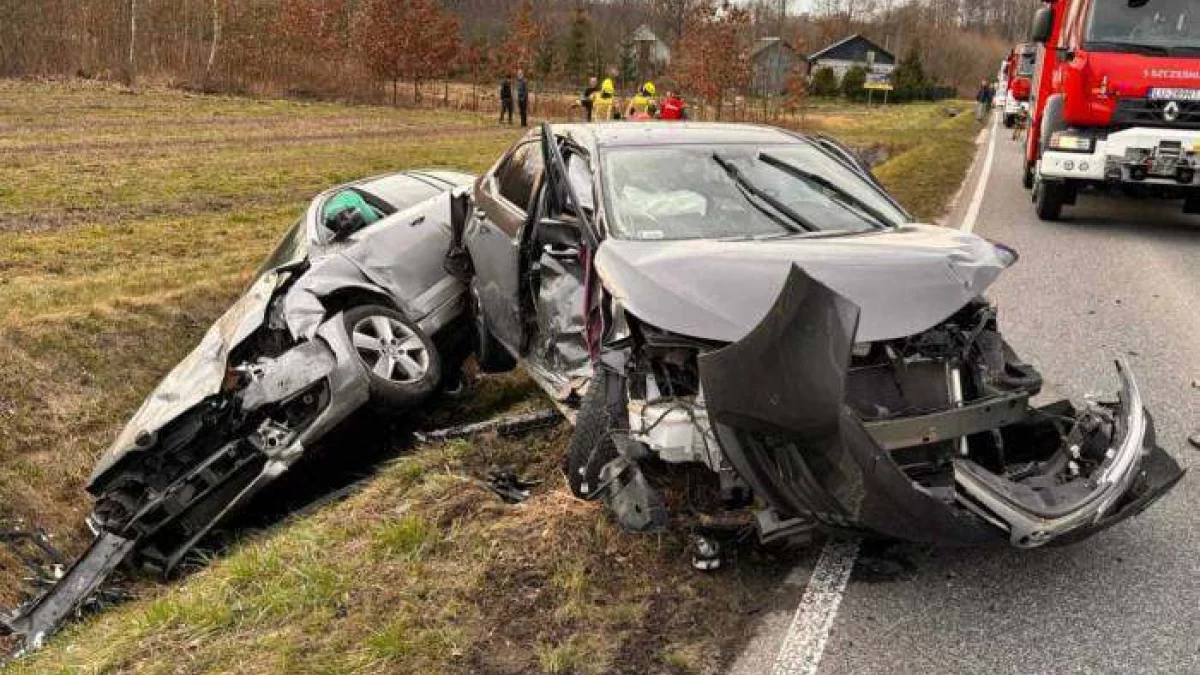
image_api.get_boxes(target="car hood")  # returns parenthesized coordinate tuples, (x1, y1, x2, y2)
(593, 224, 1014, 343)
(88, 273, 280, 486)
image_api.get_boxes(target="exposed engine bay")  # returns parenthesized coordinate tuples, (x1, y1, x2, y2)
(571, 276, 1178, 550)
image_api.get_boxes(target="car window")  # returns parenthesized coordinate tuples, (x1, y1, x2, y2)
(257, 219, 307, 276)
(356, 175, 441, 212)
(566, 152, 595, 213)
(495, 142, 543, 211)
(601, 142, 907, 241)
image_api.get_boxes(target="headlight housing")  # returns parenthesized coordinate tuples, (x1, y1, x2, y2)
(1049, 131, 1096, 153)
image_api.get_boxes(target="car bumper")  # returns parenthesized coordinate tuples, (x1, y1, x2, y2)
(1041, 126, 1200, 186)
(953, 360, 1180, 547)
(699, 267, 1183, 548)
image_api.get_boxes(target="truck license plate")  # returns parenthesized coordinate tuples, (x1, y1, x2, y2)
(1149, 88, 1200, 101)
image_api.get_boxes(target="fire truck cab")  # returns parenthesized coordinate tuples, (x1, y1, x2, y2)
(1026, 0, 1200, 220)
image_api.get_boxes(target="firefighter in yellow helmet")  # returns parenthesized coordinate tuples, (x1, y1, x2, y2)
(591, 78, 617, 122)
(626, 81, 657, 120)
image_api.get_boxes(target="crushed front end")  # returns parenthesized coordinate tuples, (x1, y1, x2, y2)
(698, 267, 1183, 546)
(585, 267, 1182, 549)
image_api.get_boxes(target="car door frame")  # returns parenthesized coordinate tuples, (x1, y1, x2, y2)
(467, 135, 544, 354)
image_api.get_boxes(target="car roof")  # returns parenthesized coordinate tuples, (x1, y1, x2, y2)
(558, 122, 802, 151)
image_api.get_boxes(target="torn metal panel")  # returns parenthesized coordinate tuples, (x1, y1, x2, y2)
(594, 223, 1014, 344)
(89, 273, 281, 486)
(239, 340, 337, 411)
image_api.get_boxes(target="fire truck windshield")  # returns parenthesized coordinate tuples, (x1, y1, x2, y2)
(1087, 0, 1200, 53)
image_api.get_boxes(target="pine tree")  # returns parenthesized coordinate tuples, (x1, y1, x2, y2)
(841, 65, 867, 100)
(563, 8, 591, 80)
(810, 66, 839, 98)
(893, 42, 931, 102)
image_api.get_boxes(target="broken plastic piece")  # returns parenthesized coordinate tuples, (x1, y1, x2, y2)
(414, 409, 562, 443)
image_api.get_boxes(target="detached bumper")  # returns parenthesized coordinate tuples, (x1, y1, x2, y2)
(698, 266, 1183, 547)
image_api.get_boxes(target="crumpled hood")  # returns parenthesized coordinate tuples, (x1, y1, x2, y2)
(594, 224, 1014, 344)
(88, 273, 280, 487)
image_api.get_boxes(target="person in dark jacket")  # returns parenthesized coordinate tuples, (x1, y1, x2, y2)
(975, 80, 994, 122)
(500, 76, 514, 124)
(516, 70, 529, 127)
(581, 76, 598, 122)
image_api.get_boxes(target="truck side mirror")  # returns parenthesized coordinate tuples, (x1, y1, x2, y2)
(1031, 7, 1054, 44)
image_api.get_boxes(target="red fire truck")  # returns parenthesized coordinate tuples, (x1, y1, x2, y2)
(1024, 0, 1200, 220)
(1002, 43, 1037, 128)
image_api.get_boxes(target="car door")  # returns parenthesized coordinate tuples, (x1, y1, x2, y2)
(466, 138, 544, 352)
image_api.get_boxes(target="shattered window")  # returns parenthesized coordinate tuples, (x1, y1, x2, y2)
(601, 142, 905, 241)
(495, 142, 543, 211)
(566, 152, 595, 213)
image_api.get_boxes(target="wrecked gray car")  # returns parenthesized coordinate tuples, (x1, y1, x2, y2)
(4, 169, 474, 648)
(461, 122, 1183, 549)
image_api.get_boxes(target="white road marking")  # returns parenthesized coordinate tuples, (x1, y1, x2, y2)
(962, 113, 1000, 233)
(769, 113, 1002, 675)
(772, 540, 861, 675)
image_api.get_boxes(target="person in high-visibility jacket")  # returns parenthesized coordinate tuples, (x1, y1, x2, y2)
(591, 78, 617, 122)
(625, 81, 657, 120)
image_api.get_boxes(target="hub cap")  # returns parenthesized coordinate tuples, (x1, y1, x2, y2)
(351, 315, 429, 383)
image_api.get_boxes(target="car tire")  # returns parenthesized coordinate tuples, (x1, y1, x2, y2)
(1036, 180, 1067, 221)
(565, 368, 624, 500)
(343, 304, 441, 409)
(471, 286, 517, 374)
(1022, 162, 1035, 190)
(1003, 114, 1016, 129)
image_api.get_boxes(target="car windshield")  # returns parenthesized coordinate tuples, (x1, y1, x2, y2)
(256, 219, 308, 276)
(1087, 0, 1200, 52)
(601, 142, 907, 241)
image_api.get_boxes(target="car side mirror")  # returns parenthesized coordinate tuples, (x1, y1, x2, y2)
(1031, 7, 1054, 44)
(325, 207, 366, 242)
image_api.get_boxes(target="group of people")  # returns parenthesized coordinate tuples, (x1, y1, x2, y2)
(498, 73, 688, 126)
(579, 77, 687, 122)
(499, 70, 529, 126)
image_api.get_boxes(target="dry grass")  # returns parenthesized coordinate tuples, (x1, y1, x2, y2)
(0, 80, 982, 672)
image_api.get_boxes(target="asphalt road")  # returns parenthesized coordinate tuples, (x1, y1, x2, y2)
(734, 118, 1200, 675)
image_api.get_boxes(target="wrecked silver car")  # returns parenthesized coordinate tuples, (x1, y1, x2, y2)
(4, 170, 474, 647)
(461, 122, 1183, 548)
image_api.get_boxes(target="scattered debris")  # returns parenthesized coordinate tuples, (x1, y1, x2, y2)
(0, 526, 66, 593)
(1189, 433, 1200, 451)
(486, 470, 540, 504)
(690, 534, 722, 571)
(414, 409, 562, 443)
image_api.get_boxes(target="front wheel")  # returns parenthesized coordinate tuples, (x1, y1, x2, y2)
(565, 368, 624, 499)
(343, 304, 441, 410)
(1022, 162, 1035, 190)
(1035, 180, 1067, 221)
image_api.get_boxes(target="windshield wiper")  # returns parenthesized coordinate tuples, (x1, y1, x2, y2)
(758, 153, 894, 230)
(1085, 40, 1171, 56)
(711, 153, 813, 234)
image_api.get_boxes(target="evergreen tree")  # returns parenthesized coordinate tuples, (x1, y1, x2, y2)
(841, 65, 867, 100)
(810, 66, 838, 98)
(563, 8, 591, 79)
(893, 42, 931, 102)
